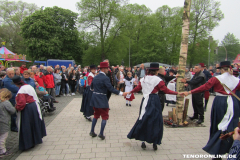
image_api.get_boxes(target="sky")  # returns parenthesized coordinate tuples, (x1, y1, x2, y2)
(14, 0, 240, 43)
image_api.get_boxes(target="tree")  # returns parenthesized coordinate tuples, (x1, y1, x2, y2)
(0, 0, 38, 55)
(176, 0, 191, 125)
(188, 0, 224, 67)
(21, 6, 83, 62)
(76, 0, 127, 61)
(218, 33, 240, 62)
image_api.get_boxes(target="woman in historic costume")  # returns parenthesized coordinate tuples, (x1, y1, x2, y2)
(183, 61, 240, 160)
(13, 76, 46, 151)
(126, 63, 183, 150)
(80, 65, 96, 122)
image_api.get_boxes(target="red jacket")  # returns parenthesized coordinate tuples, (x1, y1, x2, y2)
(43, 72, 55, 88)
(20, 66, 28, 74)
(34, 75, 44, 87)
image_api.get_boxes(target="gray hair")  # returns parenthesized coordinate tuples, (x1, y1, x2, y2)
(34, 69, 39, 74)
(6, 68, 14, 73)
(195, 64, 202, 68)
(103, 59, 109, 62)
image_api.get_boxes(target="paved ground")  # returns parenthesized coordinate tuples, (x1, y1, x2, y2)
(2, 95, 77, 160)
(8, 94, 228, 160)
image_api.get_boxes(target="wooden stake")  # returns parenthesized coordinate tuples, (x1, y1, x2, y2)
(182, 98, 189, 123)
(168, 111, 173, 120)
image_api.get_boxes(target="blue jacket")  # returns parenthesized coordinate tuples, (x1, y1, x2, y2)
(90, 72, 120, 108)
(2, 76, 19, 104)
(80, 79, 85, 86)
(23, 78, 36, 89)
(203, 69, 212, 81)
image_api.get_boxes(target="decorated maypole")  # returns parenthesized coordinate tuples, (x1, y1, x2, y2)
(176, 0, 191, 125)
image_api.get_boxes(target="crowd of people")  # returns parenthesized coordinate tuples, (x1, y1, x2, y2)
(1, 60, 240, 159)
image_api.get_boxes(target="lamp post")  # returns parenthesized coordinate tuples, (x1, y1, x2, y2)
(223, 45, 228, 61)
(129, 39, 130, 67)
(208, 36, 212, 67)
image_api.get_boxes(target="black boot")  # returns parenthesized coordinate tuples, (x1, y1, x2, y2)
(204, 99, 208, 112)
(189, 113, 198, 120)
(141, 142, 146, 149)
(196, 116, 204, 124)
(153, 144, 158, 150)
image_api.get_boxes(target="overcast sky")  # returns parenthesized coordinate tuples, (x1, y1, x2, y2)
(15, 0, 240, 43)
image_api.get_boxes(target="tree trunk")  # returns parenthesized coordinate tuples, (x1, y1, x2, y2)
(176, 0, 191, 126)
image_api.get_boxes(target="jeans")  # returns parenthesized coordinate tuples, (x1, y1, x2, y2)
(0, 132, 8, 154)
(55, 85, 61, 96)
(62, 82, 69, 94)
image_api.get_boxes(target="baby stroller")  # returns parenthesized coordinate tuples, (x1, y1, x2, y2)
(39, 98, 55, 117)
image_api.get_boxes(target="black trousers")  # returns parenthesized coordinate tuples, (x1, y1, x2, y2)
(192, 93, 204, 118)
(158, 93, 165, 111)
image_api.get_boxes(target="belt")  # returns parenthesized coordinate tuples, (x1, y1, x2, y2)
(215, 92, 230, 96)
(93, 92, 106, 96)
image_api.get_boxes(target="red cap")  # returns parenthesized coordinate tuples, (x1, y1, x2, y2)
(199, 63, 205, 67)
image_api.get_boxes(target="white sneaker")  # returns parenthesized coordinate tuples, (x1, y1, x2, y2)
(72, 93, 75, 96)
(63, 94, 66, 96)
(67, 94, 71, 96)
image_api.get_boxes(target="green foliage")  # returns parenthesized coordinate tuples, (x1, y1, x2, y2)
(21, 6, 83, 63)
(218, 33, 240, 62)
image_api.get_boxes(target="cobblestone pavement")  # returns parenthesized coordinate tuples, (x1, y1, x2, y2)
(6, 94, 229, 160)
(2, 94, 78, 160)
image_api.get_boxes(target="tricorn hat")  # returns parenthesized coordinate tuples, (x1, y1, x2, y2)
(217, 61, 231, 69)
(99, 62, 109, 69)
(148, 63, 159, 70)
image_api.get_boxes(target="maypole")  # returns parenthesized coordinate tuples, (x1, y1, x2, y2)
(176, 0, 191, 125)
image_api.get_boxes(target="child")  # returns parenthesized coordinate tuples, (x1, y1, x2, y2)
(0, 88, 15, 157)
(79, 75, 85, 95)
(123, 72, 135, 106)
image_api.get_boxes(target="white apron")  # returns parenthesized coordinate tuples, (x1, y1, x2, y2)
(166, 78, 176, 102)
(215, 72, 239, 131)
(124, 78, 135, 99)
(139, 76, 161, 120)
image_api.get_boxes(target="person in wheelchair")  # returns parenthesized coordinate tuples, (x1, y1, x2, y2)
(35, 82, 56, 112)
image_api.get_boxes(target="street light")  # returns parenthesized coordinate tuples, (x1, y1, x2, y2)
(222, 45, 228, 61)
(208, 36, 213, 67)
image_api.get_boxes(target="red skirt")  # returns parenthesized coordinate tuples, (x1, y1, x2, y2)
(125, 93, 135, 101)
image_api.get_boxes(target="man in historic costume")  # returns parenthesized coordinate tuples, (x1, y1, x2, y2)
(181, 64, 206, 124)
(80, 65, 96, 122)
(103, 60, 114, 100)
(13, 76, 46, 150)
(126, 63, 183, 150)
(183, 61, 240, 160)
(89, 62, 127, 140)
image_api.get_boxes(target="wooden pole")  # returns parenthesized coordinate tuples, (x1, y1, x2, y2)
(176, 0, 191, 125)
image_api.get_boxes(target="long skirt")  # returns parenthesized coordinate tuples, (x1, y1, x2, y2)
(127, 94, 163, 145)
(18, 102, 46, 150)
(80, 86, 94, 117)
(202, 96, 240, 155)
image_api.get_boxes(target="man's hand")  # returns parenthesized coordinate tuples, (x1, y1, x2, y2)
(233, 127, 240, 141)
(184, 83, 189, 87)
(181, 78, 187, 83)
(183, 92, 189, 97)
(178, 92, 185, 97)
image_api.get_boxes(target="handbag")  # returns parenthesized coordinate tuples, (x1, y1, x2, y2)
(57, 82, 61, 85)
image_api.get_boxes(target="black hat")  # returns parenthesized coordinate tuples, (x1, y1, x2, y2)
(12, 76, 22, 84)
(217, 61, 231, 69)
(148, 63, 159, 70)
(169, 69, 175, 73)
(90, 65, 96, 69)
